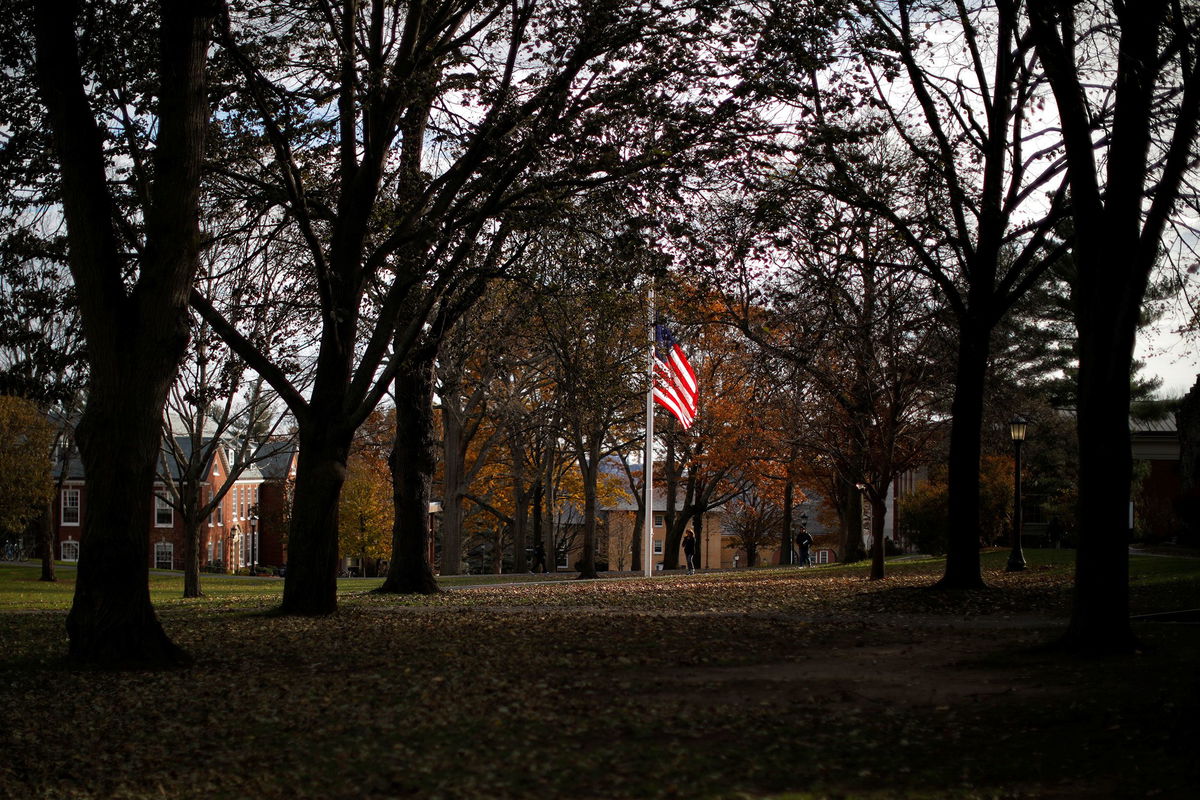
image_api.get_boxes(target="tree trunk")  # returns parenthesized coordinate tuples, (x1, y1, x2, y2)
(869, 492, 888, 581)
(509, 433, 529, 573)
(662, 435, 679, 569)
(182, 513, 202, 598)
(38, 503, 55, 582)
(692, 511, 705, 570)
(938, 315, 990, 590)
(631, 504, 643, 572)
(282, 420, 351, 613)
(543, 444, 558, 573)
(576, 453, 599, 580)
(440, 408, 465, 575)
(66, 400, 190, 667)
(838, 481, 866, 563)
(532, 481, 544, 571)
(379, 352, 439, 594)
(1065, 249, 1141, 652)
(779, 481, 794, 566)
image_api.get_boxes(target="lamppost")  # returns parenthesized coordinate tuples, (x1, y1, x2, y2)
(1007, 416, 1028, 572)
(248, 504, 259, 576)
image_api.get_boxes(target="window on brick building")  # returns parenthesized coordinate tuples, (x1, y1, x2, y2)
(154, 495, 173, 527)
(62, 489, 80, 526)
(61, 540, 79, 562)
(155, 541, 173, 570)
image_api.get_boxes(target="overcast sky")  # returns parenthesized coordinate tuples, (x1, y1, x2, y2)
(1139, 329, 1200, 397)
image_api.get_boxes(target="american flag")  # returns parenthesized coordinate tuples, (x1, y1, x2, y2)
(653, 324, 698, 429)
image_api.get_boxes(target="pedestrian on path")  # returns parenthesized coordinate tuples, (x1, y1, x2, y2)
(798, 529, 813, 566)
(531, 541, 547, 573)
(683, 529, 697, 575)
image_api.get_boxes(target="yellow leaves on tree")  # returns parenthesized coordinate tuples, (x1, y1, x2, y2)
(0, 396, 54, 538)
(338, 412, 394, 563)
(554, 468, 631, 522)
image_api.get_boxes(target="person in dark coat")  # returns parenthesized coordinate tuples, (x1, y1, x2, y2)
(531, 541, 547, 573)
(798, 529, 813, 566)
(682, 529, 697, 575)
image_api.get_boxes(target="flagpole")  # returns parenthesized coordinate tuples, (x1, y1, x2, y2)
(643, 283, 655, 578)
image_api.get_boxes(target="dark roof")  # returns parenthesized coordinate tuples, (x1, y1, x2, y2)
(1129, 415, 1177, 435)
(256, 443, 297, 481)
(58, 435, 296, 483)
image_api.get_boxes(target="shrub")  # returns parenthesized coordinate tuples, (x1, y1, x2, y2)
(900, 481, 949, 556)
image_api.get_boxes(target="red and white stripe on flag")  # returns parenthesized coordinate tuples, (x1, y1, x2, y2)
(653, 324, 698, 429)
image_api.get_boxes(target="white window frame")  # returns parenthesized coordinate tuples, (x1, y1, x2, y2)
(216, 538, 224, 563)
(154, 540, 173, 570)
(817, 550, 830, 565)
(653, 513, 664, 527)
(206, 540, 214, 564)
(61, 488, 81, 526)
(154, 495, 173, 527)
(217, 502, 223, 526)
(653, 539, 664, 555)
(61, 539, 79, 562)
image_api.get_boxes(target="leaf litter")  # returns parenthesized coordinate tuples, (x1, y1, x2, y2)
(1, 553, 1198, 799)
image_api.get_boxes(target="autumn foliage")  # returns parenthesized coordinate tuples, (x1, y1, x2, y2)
(0, 395, 54, 539)
(339, 411, 395, 572)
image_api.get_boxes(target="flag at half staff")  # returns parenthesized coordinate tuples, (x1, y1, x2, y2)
(653, 324, 698, 429)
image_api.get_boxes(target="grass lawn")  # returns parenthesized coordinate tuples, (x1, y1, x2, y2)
(0, 564, 591, 612)
(1, 549, 1197, 799)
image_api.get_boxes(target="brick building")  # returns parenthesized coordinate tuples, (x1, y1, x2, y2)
(52, 438, 296, 573)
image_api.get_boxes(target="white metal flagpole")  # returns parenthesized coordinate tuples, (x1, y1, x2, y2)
(643, 284, 656, 578)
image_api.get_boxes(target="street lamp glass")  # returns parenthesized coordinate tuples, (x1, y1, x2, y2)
(1009, 416, 1028, 442)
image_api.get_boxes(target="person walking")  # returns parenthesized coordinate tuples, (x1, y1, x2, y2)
(798, 528, 813, 567)
(682, 530, 697, 575)
(531, 541, 547, 573)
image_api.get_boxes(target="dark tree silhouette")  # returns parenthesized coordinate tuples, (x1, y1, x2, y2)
(33, 0, 216, 666)
(1028, 0, 1200, 653)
